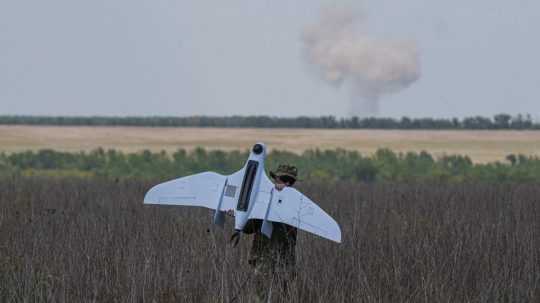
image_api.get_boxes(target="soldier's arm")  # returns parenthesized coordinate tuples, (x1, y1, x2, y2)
(286, 226, 298, 246)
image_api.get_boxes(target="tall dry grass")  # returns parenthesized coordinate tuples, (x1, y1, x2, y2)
(1, 177, 539, 302)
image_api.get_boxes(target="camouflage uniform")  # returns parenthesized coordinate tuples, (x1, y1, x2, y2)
(244, 220, 297, 301)
(243, 164, 299, 302)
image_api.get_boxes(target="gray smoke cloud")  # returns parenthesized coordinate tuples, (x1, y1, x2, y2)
(302, 6, 421, 117)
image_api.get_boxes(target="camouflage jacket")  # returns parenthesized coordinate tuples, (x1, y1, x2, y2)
(243, 219, 297, 272)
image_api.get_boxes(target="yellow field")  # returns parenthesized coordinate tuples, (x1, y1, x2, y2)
(1, 125, 539, 163)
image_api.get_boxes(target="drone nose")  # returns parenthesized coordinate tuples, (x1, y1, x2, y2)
(252, 143, 264, 155)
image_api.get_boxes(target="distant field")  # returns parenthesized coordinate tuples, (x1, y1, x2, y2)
(1, 125, 539, 163)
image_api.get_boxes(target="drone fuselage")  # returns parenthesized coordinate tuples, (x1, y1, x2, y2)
(232, 143, 267, 232)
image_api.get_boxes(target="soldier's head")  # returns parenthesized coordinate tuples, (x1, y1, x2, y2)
(270, 164, 298, 187)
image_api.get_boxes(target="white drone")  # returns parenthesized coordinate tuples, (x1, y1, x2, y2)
(143, 143, 341, 243)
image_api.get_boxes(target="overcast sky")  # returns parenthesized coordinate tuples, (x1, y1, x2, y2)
(1, 0, 539, 118)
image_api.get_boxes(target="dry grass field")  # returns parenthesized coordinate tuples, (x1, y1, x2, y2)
(1, 125, 540, 163)
(1, 178, 539, 302)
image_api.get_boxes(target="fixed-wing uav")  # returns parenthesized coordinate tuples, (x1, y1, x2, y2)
(143, 143, 341, 243)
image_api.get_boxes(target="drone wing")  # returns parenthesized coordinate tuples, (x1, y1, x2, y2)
(143, 172, 230, 210)
(250, 175, 341, 243)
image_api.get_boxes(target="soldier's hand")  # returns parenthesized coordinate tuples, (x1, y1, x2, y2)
(230, 231, 240, 247)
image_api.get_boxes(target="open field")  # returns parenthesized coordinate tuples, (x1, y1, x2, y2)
(1, 125, 540, 163)
(1, 178, 539, 302)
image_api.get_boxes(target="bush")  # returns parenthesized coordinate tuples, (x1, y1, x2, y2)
(2, 148, 540, 182)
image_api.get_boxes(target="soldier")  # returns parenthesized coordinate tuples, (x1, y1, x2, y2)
(229, 164, 299, 302)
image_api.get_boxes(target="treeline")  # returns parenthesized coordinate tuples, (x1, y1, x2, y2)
(0, 114, 538, 129)
(1, 148, 539, 182)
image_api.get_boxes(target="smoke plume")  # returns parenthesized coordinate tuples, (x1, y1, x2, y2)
(302, 6, 421, 117)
